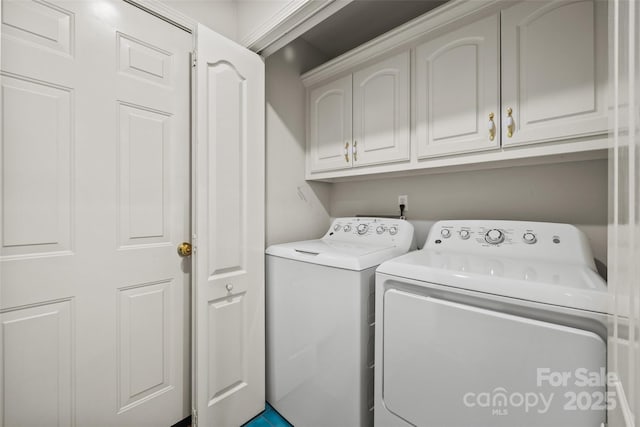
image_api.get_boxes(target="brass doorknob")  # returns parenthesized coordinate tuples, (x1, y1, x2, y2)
(177, 242, 192, 257)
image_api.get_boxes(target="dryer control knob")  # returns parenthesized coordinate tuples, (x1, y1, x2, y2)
(441, 229, 451, 238)
(459, 229, 470, 240)
(333, 224, 341, 232)
(485, 229, 504, 244)
(343, 225, 352, 232)
(356, 224, 368, 235)
(376, 225, 386, 234)
(523, 232, 537, 244)
(389, 226, 398, 236)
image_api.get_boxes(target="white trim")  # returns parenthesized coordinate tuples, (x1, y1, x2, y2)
(306, 137, 608, 182)
(301, 0, 504, 87)
(241, 0, 313, 47)
(613, 379, 636, 427)
(258, 0, 353, 57)
(241, 0, 333, 49)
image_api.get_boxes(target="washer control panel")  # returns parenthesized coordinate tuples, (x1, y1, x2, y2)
(324, 217, 415, 247)
(425, 220, 595, 267)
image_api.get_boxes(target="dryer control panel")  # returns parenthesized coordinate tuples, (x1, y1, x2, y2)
(324, 217, 416, 250)
(425, 220, 595, 269)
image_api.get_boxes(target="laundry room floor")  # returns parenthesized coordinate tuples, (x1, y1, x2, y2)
(242, 403, 293, 427)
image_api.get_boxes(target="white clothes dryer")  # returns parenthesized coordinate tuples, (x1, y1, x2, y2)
(266, 217, 415, 427)
(375, 220, 608, 427)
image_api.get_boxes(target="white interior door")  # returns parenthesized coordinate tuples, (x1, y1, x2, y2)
(1, 0, 191, 425)
(193, 24, 265, 427)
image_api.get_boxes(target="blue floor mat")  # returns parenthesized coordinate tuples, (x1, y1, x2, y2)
(242, 403, 293, 427)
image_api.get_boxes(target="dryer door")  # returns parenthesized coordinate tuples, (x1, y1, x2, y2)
(381, 288, 606, 427)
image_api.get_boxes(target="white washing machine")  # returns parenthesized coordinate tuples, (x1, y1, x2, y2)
(266, 217, 415, 427)
(375, 220, 608, 427)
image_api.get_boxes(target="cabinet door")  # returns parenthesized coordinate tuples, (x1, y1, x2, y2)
(308, 75, 353, 172)
(415, 14, 500, 158)
(353, 51, 410, 167)
(501, 0, 608, 147)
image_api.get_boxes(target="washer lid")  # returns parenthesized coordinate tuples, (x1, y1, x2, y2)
(377, 249, 608, 313)
(266, 239, 405, 271)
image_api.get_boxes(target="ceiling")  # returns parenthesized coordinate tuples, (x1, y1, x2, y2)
(298, 0, 447, 63)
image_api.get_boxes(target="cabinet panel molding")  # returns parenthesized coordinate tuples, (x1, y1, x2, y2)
(415, 13, 500, 158)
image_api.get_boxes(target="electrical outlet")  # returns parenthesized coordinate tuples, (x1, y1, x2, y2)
(398, 195, 408, 211)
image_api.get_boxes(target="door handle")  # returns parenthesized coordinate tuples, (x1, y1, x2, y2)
(505, 107, 515, 138)
(177, 242, 192, 257)
(488, 112, 496, 141)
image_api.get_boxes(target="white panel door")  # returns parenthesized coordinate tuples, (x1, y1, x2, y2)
(308, 74, 353, 173)
(415, 14, 500, 158)
(1, 0, 191, 425)
(353, 51, 410, 167)
(501, 0, 608, 146)
(194, 24, 265, 427)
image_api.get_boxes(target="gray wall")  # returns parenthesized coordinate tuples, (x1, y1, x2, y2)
(161, 0, 238, 41)
(330, 159, 608, 274)
(265, 40, 333, 246)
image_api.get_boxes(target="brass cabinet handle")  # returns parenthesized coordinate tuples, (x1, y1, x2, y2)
(488, 112, 496, 141)
(344, 142, 350, 163)
(505, 107, 515, 138)
(353, 140, 358, 162)
(177, 242, 192, 257)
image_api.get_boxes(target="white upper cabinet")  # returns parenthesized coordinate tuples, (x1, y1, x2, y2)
(308, 52, 410, 173)
(302, 0, 609, 180)
(500, 0, 608, 146)
(415, 14, 500, 158)
(353, 51, 411, 166)
(308, 74, 352, 172)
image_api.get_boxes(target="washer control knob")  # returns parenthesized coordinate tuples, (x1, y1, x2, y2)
(523, 232, 537, 244)
(376, 225, 386, 234)
(485, 229, 504, 245)
(459, 230, 470, 240)
(389, 226, 398, 236)
(356, 224, 368, 235)
(333, 224, 341, 232)
(343, 225, 352, 232)
(441, 229, 451, 239)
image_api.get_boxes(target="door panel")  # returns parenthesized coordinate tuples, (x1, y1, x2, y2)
(1, 74, 72, 257)
(1, 1, 192, 425)
(117, 280, 173, 412)
(194, 24, 265, 427)
(415, 14, 500, 158)
(308, 74, 352, 172)
(1, 0, 73, 55)
(117, 103, 172, 247)
(353, 51, 410, 166)
(1, 300, 73, 427)
(207, 293, 247, 404)
(206, 61, 246, 275)
(501, 0, 608, 146)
